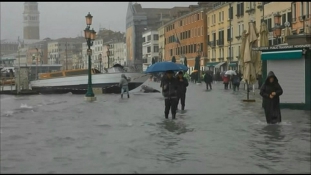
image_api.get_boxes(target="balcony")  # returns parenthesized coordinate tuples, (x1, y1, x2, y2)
(211, 58, 216, 62)
(245, 7, 255, 14)
(218, 57, 224, 62)
(208, 41, 216, 48)
(257, 3, 263, 9)
(217, 40, 224, 46)
(142, 59, 148, 63)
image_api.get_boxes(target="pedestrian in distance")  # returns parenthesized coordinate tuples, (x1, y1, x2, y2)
(203, 72, 213, 90)
(260, 71, 283, 124)
(176, 71, 189, 110)
(232, 72, 240, 91)
(222, 75, 229, 89)
(119, 74, 130, 98)
(161, 70, 178, 119)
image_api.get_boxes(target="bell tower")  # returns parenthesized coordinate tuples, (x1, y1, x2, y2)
(23, 2, 40, 40)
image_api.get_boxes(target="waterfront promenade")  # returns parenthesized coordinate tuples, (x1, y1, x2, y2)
(0, 82, 310, 173)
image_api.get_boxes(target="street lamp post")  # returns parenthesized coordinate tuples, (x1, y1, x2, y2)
(99, 53, 102, 72)
(35, 48, 39, 80)
(84, 12, 97, 102)
(196, 48, 201, 84)
(106, 44, 110, 68)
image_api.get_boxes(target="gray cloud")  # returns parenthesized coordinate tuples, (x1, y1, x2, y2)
(0, 2, 197, 40)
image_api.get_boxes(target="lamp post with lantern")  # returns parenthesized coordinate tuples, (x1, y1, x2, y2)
(106, 44, 110, 68)
(99, 53, 102, 72)
(273, 12, 282, 45)
(84, 12, 97, 102)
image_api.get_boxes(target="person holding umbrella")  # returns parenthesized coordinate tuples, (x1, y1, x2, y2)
(176, 71, 189, 110)
(161, 70, 179, 119)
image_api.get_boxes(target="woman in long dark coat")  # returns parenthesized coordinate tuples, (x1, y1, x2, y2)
(260, 71, 283, 124)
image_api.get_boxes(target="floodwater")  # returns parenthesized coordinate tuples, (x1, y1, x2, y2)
(1, 82, 310, 174)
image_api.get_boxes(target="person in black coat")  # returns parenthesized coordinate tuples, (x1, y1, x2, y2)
(203, 72, 213, 90)
(260, 71, 283, 124)
(176, 71, 189, 110)
(161, 70, 178, 119)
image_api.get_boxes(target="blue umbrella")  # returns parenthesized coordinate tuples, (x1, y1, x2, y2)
(145, 62, 188, 73)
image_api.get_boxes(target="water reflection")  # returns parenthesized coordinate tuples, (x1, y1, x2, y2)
(249, 125, 287, 173)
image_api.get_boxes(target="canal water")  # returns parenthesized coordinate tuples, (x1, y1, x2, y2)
(1, 82, 310, 173)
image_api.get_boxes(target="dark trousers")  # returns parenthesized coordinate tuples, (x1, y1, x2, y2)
(205, 82, 212, 90)
(233, 83, 240, 91)
(224, 83, 229, 89)
(177, 93, 186, 109)
(165, 98, 177, 117)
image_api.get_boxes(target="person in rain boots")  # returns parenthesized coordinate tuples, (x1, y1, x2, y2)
(260, 71, 283, 124)
(204, 72, 213, 90)
(119, 74, 130, 98)
(161, 70, 178, 119)
(176, 71, 189, 110)
(232, 72, 241, 91)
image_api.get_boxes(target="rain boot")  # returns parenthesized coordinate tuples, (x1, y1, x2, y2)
(182, 106, 185, 110)
(165, 114, 168, 119)
(128, 94, 130, 98)
(172, 114, 176, 119)
(121, 94, 123, 98)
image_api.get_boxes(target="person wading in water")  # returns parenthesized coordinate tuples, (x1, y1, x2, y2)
(203, 71, 213, 90)
(260, 71, 283, 124)
(161, 70, 178, 119)
(119, 74, 130, 98)
(176, 71, 189, 110)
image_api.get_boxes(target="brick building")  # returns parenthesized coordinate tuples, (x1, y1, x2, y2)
(164, 7, 208, 73)
(291, 2, 311, 34)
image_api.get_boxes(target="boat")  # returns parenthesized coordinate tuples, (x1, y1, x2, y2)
(29, 64, 149, 94)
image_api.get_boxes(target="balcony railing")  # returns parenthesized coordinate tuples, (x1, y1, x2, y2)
(142, 59, 148, 63)
(208, 41, 216, 47)
(217, 40, 224, 46)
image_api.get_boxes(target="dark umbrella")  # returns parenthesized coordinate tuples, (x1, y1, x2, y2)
(145, 62, 188, 73)
(171, 56, 176, 63)
(151, 57, 156, 64)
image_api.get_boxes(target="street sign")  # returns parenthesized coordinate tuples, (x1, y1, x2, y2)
(252, 44, 311, 51)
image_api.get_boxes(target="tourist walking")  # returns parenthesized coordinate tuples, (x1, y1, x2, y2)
(222, 75, 229, 89)
(176, 71, 189, 110)
(119, 74, 130, 98)
(232, 72, 240, 91)
(203, 72, 213, 90)
(161, 70, 178, 119)
(260, 71, 283, 124)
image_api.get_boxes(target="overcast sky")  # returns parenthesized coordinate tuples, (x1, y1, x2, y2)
(0, 2, 197, 41)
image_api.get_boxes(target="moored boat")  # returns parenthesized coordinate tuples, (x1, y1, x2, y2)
(30, 64, 149, 94)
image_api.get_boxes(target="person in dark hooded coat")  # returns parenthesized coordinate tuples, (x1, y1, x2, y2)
(260, 71, 283, 124)
(161, 70, 178, 119)
(176, 71, 189, 110)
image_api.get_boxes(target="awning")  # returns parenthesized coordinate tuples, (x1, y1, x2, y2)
(229, 62, 237, 67)
(261, 50, 303, 61)
(214, 62, 226, 69)
(206, 62, 219, 67)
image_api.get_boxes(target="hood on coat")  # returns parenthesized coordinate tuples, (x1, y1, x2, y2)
(265, 71, 278, 84)
(121, 74, 126, 78)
